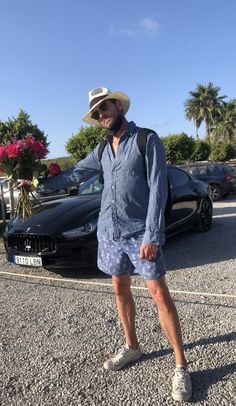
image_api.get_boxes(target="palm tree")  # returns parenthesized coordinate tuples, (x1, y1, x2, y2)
(185, 99, 202, 139)
(185, 82, 226, 143)
(211, 100, 236, 144)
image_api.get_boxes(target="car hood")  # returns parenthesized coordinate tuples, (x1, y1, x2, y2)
(8, 195, 101, 234)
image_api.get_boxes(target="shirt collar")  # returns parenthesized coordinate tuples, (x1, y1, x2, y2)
(124, 121, 136, 137)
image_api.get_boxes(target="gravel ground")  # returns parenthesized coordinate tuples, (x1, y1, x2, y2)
(0, 196, 235, 406)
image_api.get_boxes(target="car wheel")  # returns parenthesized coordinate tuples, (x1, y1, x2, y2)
(195, 198, 212, 232)
(210, 184, 222, 201)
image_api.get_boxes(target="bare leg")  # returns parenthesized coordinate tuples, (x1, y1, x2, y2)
(146, 276, 187, 366)
(112, 275, 138, 349)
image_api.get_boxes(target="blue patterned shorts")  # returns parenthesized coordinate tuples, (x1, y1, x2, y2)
(97, 233, 166, 280)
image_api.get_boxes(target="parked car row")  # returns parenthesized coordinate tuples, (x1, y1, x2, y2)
(179, 161, 236, 201)
(4, 165, 213, 271)
(1, 160, 235, 220)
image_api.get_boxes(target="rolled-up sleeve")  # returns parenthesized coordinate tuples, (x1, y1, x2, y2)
(40, 146, 101, 192)
(142, 133, 168, 245)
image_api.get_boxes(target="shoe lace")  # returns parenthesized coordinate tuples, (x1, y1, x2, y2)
(174, 368, 188, 391)
(112, 346, 128, 363)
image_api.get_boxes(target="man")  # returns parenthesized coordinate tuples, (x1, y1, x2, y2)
(40, 87, 192, 402)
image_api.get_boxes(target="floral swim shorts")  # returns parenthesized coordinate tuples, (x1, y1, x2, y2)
(97, 233, 166, 280)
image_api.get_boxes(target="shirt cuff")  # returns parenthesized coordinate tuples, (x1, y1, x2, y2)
(142, 230, 160, 245)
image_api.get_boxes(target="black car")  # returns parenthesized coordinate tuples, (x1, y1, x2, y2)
(180, 161, 233, 201)
(4, 166, 213, 270)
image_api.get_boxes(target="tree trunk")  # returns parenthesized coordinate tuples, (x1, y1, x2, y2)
(205, 120, 211, 144)
(194, 121, 199, 139)
(228, 129, 233, 144)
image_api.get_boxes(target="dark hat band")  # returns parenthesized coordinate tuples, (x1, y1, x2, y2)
(90, 95, 107, 109)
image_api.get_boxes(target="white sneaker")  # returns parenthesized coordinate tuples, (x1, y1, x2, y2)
(172, 365, 192, 401)
(103, 344, 142, 371)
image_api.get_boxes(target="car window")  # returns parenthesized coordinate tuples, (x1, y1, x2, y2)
(168, 167, 190, 187)
(223, 165, 233, 174)
(188, 167, 199, 176)
(78, 176, 103, 195)
(208, 164, 218, 173)
(187, 165, 207, 175)
(199, 165, 208, 174)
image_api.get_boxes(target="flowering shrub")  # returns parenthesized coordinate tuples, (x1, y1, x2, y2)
(0, 134, 47, 219)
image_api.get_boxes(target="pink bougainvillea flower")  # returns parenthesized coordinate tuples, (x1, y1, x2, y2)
(0, 145, 7, 160)
(0, 134, 48, 219)
(48, 163, 61, 176)
(5, 143, 18, 158)
(3, 138, 46, 160)
(31, 140, 46, 159)
(14, 140, 29, 156)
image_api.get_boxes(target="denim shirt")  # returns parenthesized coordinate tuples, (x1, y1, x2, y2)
(41, 121, 168, 245)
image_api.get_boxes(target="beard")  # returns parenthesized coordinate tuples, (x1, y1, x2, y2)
(108, 113, 124, 132)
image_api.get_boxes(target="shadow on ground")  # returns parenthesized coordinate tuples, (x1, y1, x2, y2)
(138, 331, 236, 402)
(163, 215, 236, 270)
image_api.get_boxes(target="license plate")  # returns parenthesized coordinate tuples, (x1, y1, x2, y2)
(13, 255, 42, 267)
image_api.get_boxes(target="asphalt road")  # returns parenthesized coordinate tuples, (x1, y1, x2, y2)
(0, 197, 235, 405)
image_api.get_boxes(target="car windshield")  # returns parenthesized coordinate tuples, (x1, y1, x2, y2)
(78, 175, 103, 196)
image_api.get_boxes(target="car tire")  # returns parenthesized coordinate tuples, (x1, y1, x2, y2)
(195, 198, 212, 232)
(210, 184, 222, 201)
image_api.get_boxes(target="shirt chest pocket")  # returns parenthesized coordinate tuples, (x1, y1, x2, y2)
(118, 148, 145, 177)
(101, 144, 145, 180)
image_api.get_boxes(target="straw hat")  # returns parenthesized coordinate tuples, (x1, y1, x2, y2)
(82, 87, 130, 125)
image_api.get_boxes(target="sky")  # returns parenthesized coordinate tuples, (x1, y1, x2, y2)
(0, 0, 236, 158)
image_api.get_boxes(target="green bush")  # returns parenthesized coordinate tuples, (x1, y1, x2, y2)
(191, 140, 211, 161)
(43, 156, 77, 170)
(65, 126, 106, 161)
(161, 133, 195, 163)
(209, 142, 236, 161)
(0, 110, 49, 152)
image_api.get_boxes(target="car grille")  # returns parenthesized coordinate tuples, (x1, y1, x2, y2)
(8, 235, 56, 253)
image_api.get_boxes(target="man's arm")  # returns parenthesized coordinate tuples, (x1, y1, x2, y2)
(39, 146, 101, 192)
(141, 132, 168, 248)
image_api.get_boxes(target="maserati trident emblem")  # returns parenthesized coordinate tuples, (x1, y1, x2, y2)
(24, 239, 31, 251)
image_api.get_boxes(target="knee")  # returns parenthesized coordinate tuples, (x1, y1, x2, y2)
(112, 276, 131, 297)
(149, 285, 174, 312)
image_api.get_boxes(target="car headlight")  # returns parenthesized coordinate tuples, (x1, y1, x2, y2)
(62, 219, 97, 239)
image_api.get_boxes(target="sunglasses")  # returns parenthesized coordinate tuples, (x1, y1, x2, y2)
(91, 101, 109, 121)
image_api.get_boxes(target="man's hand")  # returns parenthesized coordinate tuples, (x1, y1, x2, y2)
(139, 243, 158, 261)
(17, 179, 34, 188)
